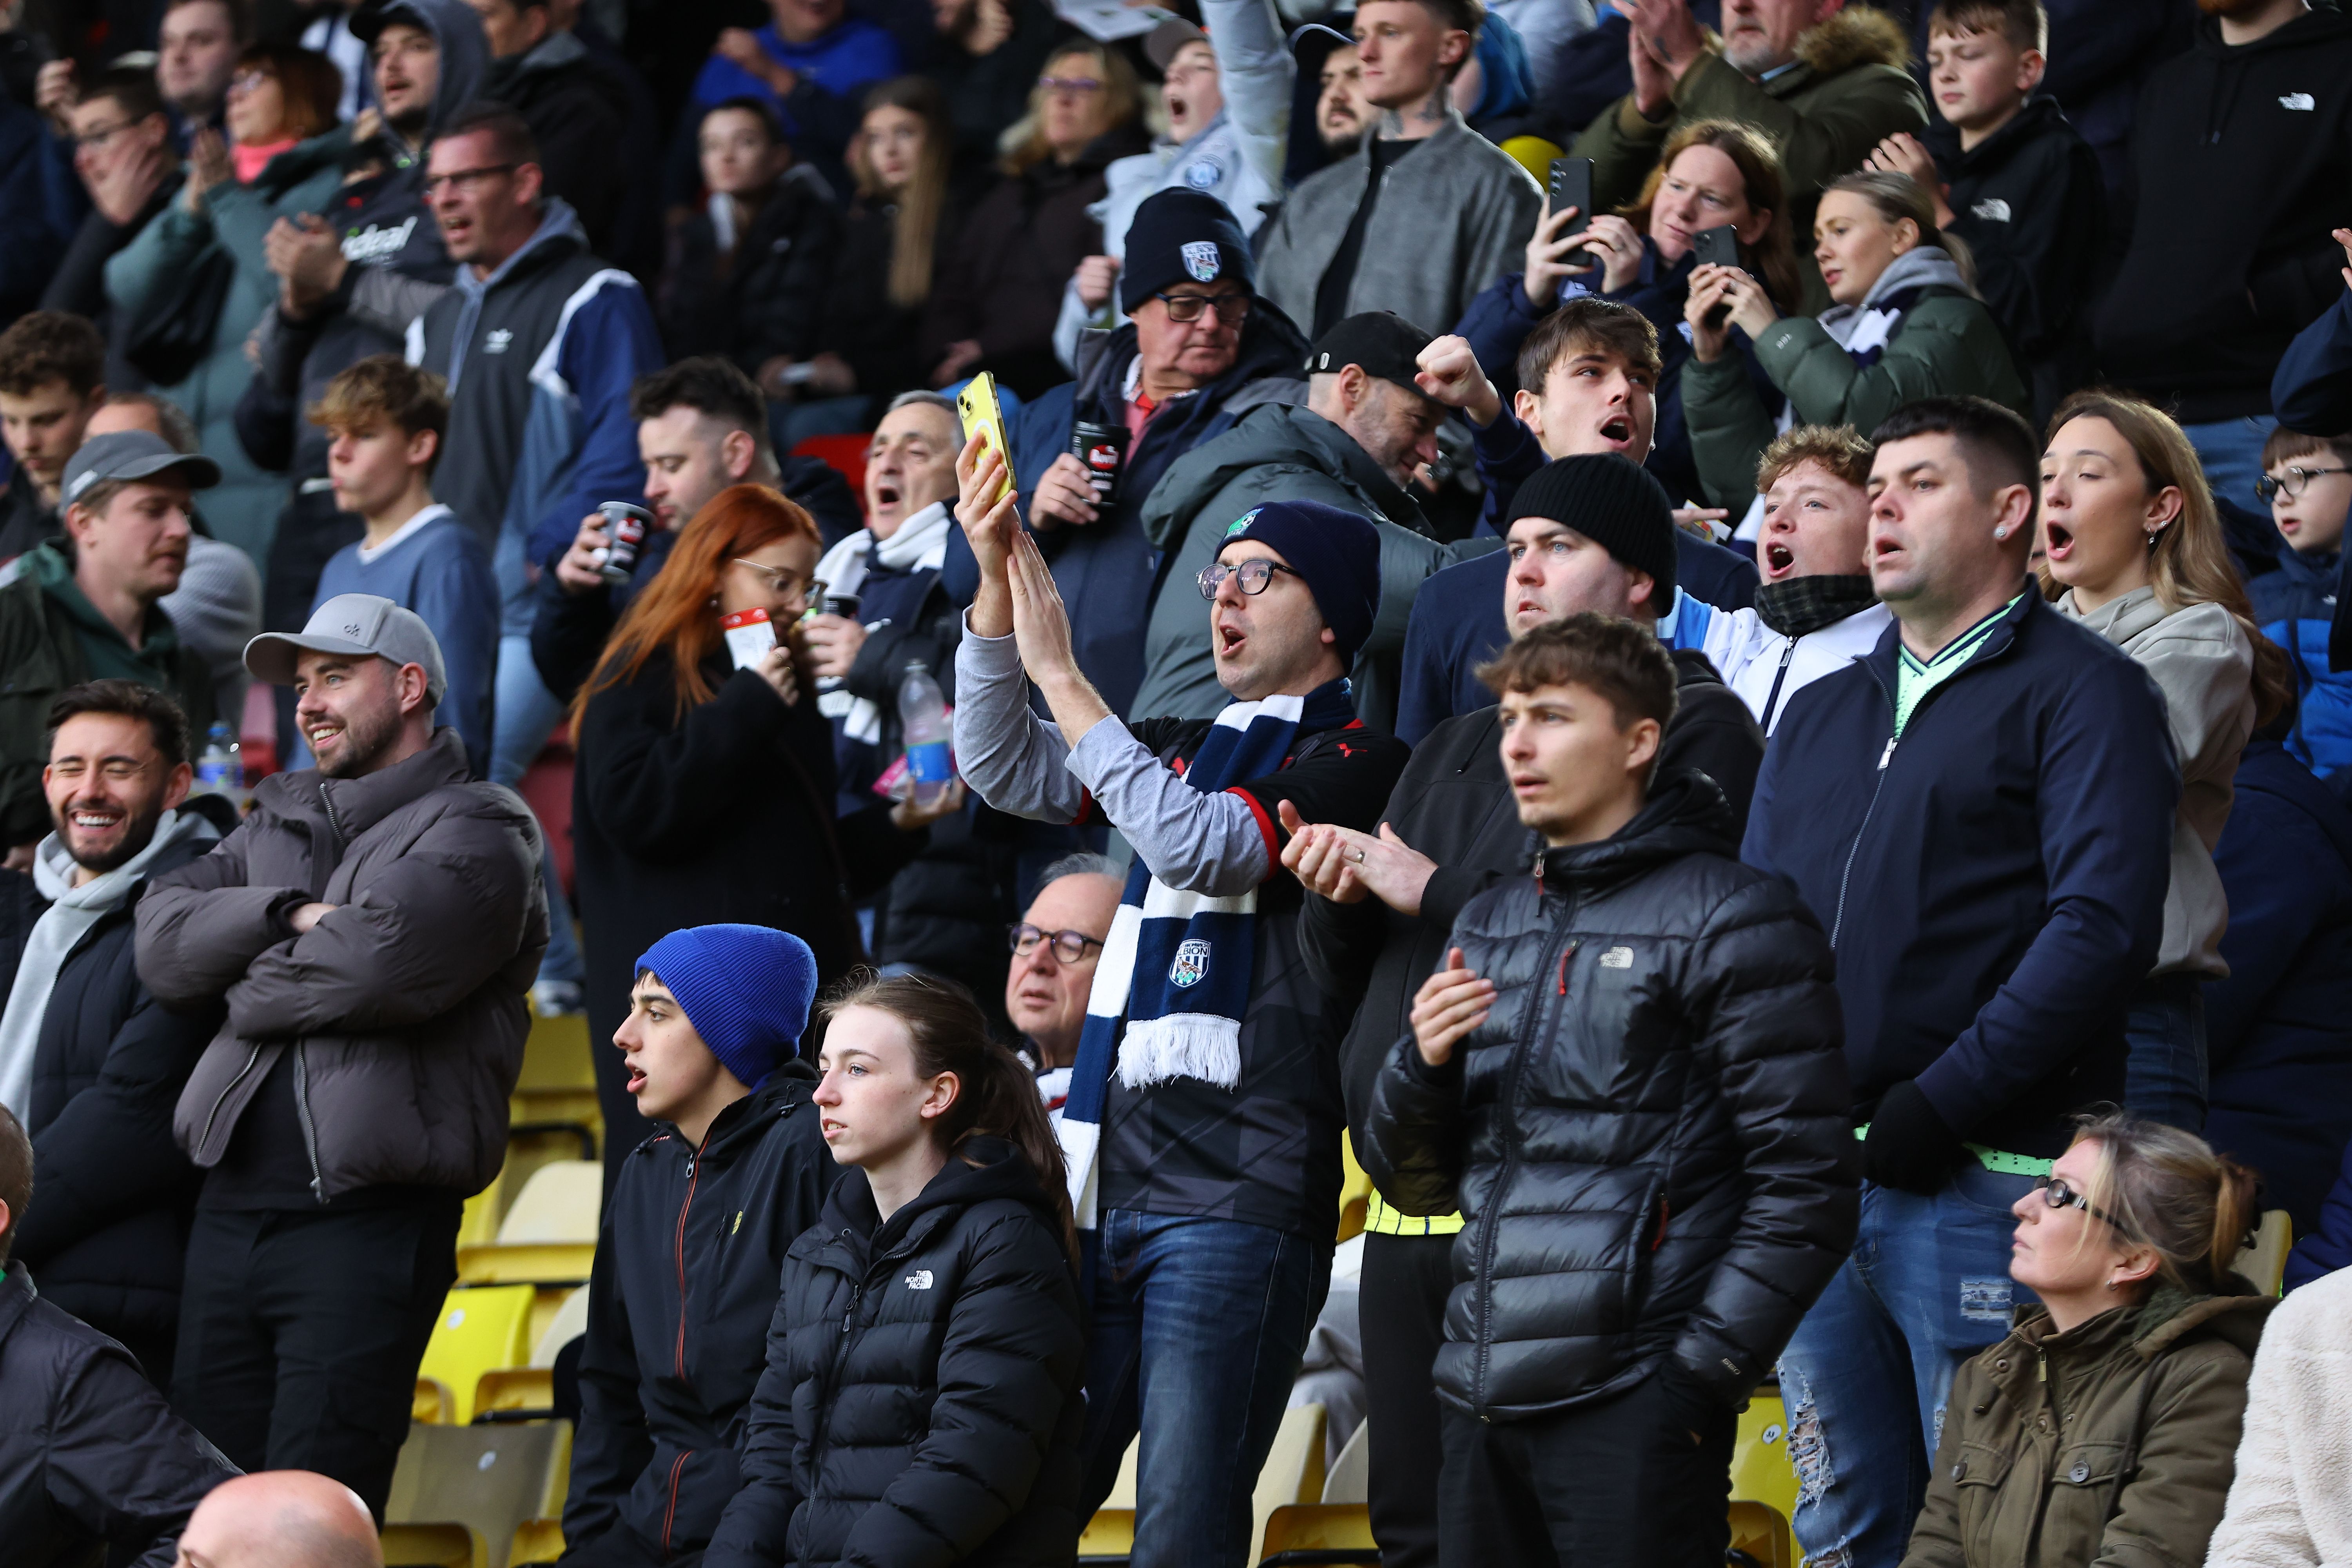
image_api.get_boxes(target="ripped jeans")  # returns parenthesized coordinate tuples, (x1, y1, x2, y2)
(1776, 1166, 2037, 1568)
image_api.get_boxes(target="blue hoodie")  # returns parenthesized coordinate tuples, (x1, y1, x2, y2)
(2250, 544, 2352, 778)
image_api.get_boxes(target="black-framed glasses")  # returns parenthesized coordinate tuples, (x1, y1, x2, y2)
(2256, 466, 2352, 503)
(1008, 924, 1105, 963)
(71, 118, 140, 150)
(421, 162, 516, 197)
(1152, 290, 1252, 324)
(2034, 1175, 2129, 1232)
(1197, 559, 1303, 600)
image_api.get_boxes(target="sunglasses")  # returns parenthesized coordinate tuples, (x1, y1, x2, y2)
(2033, 1175, 2129, 1232)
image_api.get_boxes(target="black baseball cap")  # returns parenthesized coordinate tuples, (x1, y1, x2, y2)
(1306, 312, 1437, 398)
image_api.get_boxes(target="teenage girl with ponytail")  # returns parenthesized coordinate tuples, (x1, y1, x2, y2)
(703, 973, 1086, 1568)
(1899, 1109, 2271, 1568)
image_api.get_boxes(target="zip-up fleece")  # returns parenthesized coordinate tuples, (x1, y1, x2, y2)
(1742, 592, 2178, 1157)
(406, 200, 665, 632)
(564, 1071, 835, 1561)
(136, 728, 548, 1201)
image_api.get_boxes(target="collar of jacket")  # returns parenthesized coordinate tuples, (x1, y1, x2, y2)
(1996, 1279, 2272, 1384)
(2054, 583, 2169, 645)
(23, 541, 181, 661)
(1924, 93, 2071, 171)
(261, 726, 473, 842)
(0, 1262, 35, 1344)
(799, 1134, 1059, 1276)
(1782, 4, 1913, 85)
(1860, 579, 2037, 694)
(646, 1065, 818, 1164)
(454, 198, 585, 301)
(1534, 766, 1738, 893)
(1071, 303, 1312, 431)
(2274, 546, 2341, 592)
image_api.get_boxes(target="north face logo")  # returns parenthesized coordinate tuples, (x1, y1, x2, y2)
(904, 1270, 934, 1290)
(2279, 92, 2315, 111)
(1969, 197, 2012, 223)
(483, 328, 514, 354)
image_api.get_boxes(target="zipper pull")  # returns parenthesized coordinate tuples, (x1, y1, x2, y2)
(1878, 736, 1898, 771)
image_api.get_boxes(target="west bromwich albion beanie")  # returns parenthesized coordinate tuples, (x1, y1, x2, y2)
(1218, 499, 1383, 670)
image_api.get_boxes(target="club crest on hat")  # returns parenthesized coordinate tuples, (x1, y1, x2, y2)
(1226, 508, 1260, 537)
(1181, 240, 1222, 282)
(1169, 938, 1212, 988)
(1184, 160, 1221, 190)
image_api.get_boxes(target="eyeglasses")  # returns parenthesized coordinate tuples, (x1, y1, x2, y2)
(1152, 290, 1252, 324)
(2256, 466, 2352, 503)
(732, 558, 811, 597)
(1037, 75, 1103, 94)
(229, 68, 273, 94)
(421, 163, 516, 197)
(72, 119, 141, 151)
(1198, 558, 1302, 600)
(2033, 1175, 2130, 1232)
(1008, 924, 1105, 963)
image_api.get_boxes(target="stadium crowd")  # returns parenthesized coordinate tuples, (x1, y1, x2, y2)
(4, 0, 2352, 1562)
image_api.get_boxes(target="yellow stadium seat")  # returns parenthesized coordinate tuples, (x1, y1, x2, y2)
(1730, 1393, 1802, 1567)
(416, 1286, 535, 1426)
(457, 1163, 601, 1299)
(512, 1013, 600, 1136)
(473, 1368, 554, 1421)
(414, 1379, 452, 1425)
(380, 1523, 485, 1568)
(1500, 134, 1566, 189)
(531, 1284, 591, 1365)
(1249, 1404, 1327, 1564)
(509, 1518, 564, 1566)
(1258, 1503, 1377, 1564)
(2235, 1210, 2292, 1296)
(1076, 1436, 1140, 1557)
(1729, 1499, 1795, 1568)
(1321, 1419, 1369, 1504)
(386, 1422, 571, 1568)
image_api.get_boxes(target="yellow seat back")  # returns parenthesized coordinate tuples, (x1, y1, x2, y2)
(416, 1286, 535, 1425)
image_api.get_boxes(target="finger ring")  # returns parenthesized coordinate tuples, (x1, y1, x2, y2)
(1350, 848, 1367, 864)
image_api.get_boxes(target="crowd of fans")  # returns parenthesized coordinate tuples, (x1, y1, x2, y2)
(4, 0, 2352, 1563)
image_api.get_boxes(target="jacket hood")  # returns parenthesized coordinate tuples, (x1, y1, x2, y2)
(1861, 244, 1970, 309)
(2058, 584, 2171, 645)
(2238, 737, 2352, 871)
(817, 1134, 1065, 1258)
(1925, 92, 2072, 168)
(456, 198, 585, 296)
(31, 806, 216, 907)
(2012, 1278, 2274, 1364)
(1538, 766, 1739, 893)
(1143, 402, 1416, 550)
(1795, 4, 1913, 76)
(372, 0, 490, 143)
(651, 1065, 818, 1163)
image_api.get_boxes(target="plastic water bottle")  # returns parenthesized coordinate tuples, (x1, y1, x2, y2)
(193, 721, 247, 812)
(898, 662, 954, 807)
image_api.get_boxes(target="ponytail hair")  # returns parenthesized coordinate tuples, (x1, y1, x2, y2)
(1821, 169, 1978, 294)
(821, 972, 1076, 1267)
(2070, 1109, 2261, 1295)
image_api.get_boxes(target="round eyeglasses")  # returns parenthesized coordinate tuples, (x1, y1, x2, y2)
(2256, 466, 2351, 503)
(1008, 924, 1105, 963)
(1197, 559, 1303, 600)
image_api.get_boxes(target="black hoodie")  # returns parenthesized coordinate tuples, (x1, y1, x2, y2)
(563, 1070, 836, 1562)
(1926, 94, 2106, 423)
(2093, 7, 2352, 421)
(703, 1136, 1086, 1568)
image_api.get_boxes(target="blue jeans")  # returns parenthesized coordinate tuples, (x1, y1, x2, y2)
(493, 634, 581, 987)
(1777, 1166, 2037, 1568)
(2181, 415, 2279, 515)
(1081, 1209, 1329, 1568)
(2124, 973, 2207, 1133)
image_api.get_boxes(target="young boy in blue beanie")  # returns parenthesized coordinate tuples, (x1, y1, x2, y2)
(562, 924, 836, 1568)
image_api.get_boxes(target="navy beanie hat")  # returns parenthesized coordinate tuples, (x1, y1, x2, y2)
(1505, 454, 1679, 600)
(636, 925, 820, 1090)
(1219, 500, 1382, 669)
(1120, 189, 1255, 314)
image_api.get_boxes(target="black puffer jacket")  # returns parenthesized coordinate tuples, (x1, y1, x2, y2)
(563, 1070, 837, 1563)
(703, 1138, 1085, 1568)
(0, 1265, 238, 1568)
(1363, 770, 1857, 1420)
(0, 829, 221, 1383)
(659, 167, 844, 374)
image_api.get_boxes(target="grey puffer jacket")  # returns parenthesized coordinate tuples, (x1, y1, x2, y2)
(137, 728, 547, 1201)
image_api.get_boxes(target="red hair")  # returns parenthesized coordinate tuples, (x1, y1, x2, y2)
(573, 484, 821, 729)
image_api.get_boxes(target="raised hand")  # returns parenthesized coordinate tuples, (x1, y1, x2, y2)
(956, 430, 1022, 637)
(1415, 334, 1503, 429)
(1005, 527, 1080, 688)
(1074, 254, 1121, 311)
(1410, 947, 1493, 1067)
(1523, 199, 1595, 310)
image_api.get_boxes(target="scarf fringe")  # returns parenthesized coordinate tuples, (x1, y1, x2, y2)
(1117, 1014, 1243, 1092)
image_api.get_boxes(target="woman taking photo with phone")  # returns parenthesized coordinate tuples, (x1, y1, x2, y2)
(1899, 1110, 2270, 1568)
(2038, 391, 2294, 1133)
(570, 486, 960, 1172)
(704, 974, 1087, 1568)
(1681, 170, 2029, 516)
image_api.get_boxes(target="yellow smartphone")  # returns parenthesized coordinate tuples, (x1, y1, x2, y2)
(956, 372, 1016, 505)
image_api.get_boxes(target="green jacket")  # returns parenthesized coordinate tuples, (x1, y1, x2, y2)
(1902, 1284, 2272, 1568)
(1573, 6, 1926, 235)
(1682, 275, 2029, 510)
(0, 545, 216, 848)
(1134, 401, 1481, 733)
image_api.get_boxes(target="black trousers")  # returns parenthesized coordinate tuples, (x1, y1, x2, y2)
(1437, 1372, 1736, 1568)
(557, 1520, 702, 1568)
(1360, 1230, 1453, 1568)
(172, 1201, 461, 1517)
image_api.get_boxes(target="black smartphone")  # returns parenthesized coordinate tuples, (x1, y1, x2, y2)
(1547, 157, 1593, 239)
(1693, 224, 1742, 269)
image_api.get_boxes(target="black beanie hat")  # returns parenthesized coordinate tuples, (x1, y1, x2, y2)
(1505, 455, 1678, 600)
(1121, 190, 1256, 314)
(1218, 500, 1382, 669)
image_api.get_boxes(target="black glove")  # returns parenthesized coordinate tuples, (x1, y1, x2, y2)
(1653, 1359, 1726, 1448)
(1862, 1079, 1966, 1195)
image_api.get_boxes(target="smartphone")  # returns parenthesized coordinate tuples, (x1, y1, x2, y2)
(1547, 157, 1593, 239)
(956, 371, 1016, 506)
(1693, 224, 1742, 270)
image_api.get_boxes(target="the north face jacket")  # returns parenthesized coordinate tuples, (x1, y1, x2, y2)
(137, 728, 549, 1201)
(564, 1071, 835, 1562)
(408, 201, 665, 634)
(702, 1138, 1086, 1568)
(1362, 769, 1857, 1421)
(2249, 546, 2352, 779)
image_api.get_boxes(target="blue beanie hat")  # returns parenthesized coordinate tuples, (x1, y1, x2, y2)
(635, 925, 819, 1090)
(1218, 500, 1383, 669)
(1120, 189, 1256, 314)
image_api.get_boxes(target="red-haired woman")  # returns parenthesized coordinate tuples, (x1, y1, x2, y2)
(571, 485, 961, 1172)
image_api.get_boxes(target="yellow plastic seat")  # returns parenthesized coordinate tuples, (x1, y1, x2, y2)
(457, 1162, 602, 1300)
(380, 1523, 485, 1568)
(1730, 1392, 1802, 1567)
(1258, 1503, 1377, 1564)
(386, 1422, 571, 1568)
(1075, 1435, 1140, 1557)
(1321, 1419, 1369, 1504)
(2235, 1210, 2292, 1296)
(511, 1013, 600, 1134)
(416, 1285, 535, 1425)
(1500, 134, 1566, 188)
(1248, 1404, 1327, 1564)
(509, 1518, 565, 1566)
(1729, 1499, 1795, 1568)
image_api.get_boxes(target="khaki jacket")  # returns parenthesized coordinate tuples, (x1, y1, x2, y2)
(1903, 1285, 2271, 1568)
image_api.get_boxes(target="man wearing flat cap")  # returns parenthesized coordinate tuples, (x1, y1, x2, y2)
(1138, 309, 1472, 730)
(134, 592, 548, 1518)
(0, 431, 221, 869)
(953, 437, 1412, 1564)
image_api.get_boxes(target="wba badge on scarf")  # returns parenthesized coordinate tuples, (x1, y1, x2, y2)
(1169, 938, 1212, 989)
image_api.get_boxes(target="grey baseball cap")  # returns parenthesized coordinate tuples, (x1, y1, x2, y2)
(1145, 15, 1209, 70)
(60, 430, 221, 508)
(244, 593, 448, 705)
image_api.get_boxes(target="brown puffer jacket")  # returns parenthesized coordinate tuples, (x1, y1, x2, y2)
(136, 728, 548, 1202)
(1901, 1282, 2272, 1568)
